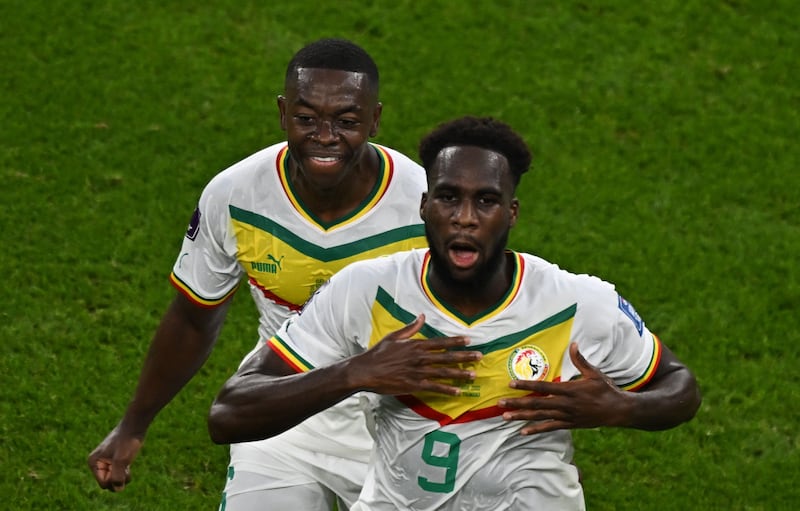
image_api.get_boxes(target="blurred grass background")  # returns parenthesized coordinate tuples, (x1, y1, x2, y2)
(1, 0, 797, 509)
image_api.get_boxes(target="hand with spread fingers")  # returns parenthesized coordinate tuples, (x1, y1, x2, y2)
(498, 343, 634, 435)
(207, 314, 483, 444)
(352, 314, 482, 396)
(500, 341, 698, 435)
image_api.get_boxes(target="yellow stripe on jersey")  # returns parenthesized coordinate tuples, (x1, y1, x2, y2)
(169, 271, 238, 308)
(369, 287, 576, 424)
(230, 210, 426, 307)
(620, 333, 663, 391)
(277, 144, 394, 231)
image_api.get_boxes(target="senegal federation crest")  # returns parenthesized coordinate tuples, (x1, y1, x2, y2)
(507, 345, 550, 381)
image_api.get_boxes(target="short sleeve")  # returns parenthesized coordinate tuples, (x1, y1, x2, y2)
(562, 276, 661, 389)
(170, 178, 243, 306)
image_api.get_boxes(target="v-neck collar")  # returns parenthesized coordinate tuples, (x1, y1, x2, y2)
(419, 250, 525, 326)
(276, 143, 393, 231)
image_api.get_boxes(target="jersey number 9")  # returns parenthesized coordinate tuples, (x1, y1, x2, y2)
(417, 430, 461, 493)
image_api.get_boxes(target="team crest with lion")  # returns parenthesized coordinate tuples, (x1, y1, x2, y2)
(507, 345, 550, 381)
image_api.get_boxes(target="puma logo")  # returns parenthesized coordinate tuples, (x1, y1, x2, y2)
(251, 254, 284, 274)
(267, 254, 285, 270)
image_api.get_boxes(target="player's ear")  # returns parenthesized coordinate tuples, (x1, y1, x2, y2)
(277, 95, 288, 131)
(419, 192, 428, 221)
(369, 102, 382, 138)
(509, 197, 519, 227)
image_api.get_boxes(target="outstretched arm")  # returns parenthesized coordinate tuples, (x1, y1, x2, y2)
(208, 314, 483, 444)
(498, 342, 701, 435)
(88, 292, 232, 491)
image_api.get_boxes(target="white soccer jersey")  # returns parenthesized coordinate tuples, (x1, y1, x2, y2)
(170, 141, 428, 460)
(171, 141, 427, 338)
(269, 249, 662, 510)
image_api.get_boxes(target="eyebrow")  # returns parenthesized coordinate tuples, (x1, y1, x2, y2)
(293, 96, 364, 116)
(434, 182, 503, 195)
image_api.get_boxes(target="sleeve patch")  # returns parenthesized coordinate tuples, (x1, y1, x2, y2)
(185, 206, 201, 240)
(618, 295, 643, 336)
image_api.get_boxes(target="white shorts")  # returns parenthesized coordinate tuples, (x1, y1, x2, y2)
(218, 396, 374, 511)
(220, 441, 367, 510)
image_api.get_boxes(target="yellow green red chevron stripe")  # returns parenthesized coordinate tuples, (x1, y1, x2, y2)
(370, 287, 576, 424)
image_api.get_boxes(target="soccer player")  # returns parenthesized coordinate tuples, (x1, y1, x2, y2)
(208, 116, 702, 510)
(87, 39, 428, 509)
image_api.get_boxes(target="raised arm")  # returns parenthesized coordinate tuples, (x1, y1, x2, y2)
(499, 342, 701, 434)
(208, 315, 483, 444)
(88, 292, 232, 491)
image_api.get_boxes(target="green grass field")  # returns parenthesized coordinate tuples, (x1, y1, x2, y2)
(2, 0, 798, 509)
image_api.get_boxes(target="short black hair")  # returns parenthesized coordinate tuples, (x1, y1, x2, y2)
(285, 38, 379, 94)
(419, 116, 532, 187)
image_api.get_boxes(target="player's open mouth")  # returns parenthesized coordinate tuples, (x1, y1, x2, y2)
(448, 242, 479, 269)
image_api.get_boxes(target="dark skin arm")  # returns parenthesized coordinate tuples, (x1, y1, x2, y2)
(498, 342, 701, 434)
(88, 292, 232, 491)
(208, 314, 483, 444)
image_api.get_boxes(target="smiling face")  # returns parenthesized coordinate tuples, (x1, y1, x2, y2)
(278, 67, 382, 193)
(420, 145, 519, 291)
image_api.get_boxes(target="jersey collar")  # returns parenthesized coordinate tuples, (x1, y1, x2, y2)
(277, 143, 393, 231)
(420, 250, 524, 326)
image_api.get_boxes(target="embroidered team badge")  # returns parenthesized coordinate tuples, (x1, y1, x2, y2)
(507, 345, 550, 381)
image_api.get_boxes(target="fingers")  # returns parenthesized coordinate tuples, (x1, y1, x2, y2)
(391, 314, 426, 340)
(90, 457, 129, 492)
(499, 399, 575, 435)
(423, 335, 474, 350)
(428, 365, 478, 383)
(569, 342, 595, 375)
(391, 315, 474, 350)
(363, 318, 482, 395)
(417, 379, 469, 396)
(507, 379, 567, 395)
(500, 407, 571, 422)
(499, 403, 575, 434)
(519, 419, 572, 436)
(110, 458, 131, 492)
(90, 458, 112, 488)
(499, 392, 559, 417)
(88, 432, 142, 492)
(417, 344, 482, 365)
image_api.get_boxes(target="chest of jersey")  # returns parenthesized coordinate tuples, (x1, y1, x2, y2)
(368, 286, 576, 425)
(231, 209, 426, 307)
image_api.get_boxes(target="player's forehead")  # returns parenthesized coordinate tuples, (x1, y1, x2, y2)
(286, 67, 376, 102)
(429, 145, 513, 191)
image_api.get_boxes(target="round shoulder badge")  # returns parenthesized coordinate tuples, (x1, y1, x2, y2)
(507, 345, 550, 381)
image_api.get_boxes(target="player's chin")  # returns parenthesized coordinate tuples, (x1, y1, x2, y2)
(444, 263, 482, 284)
